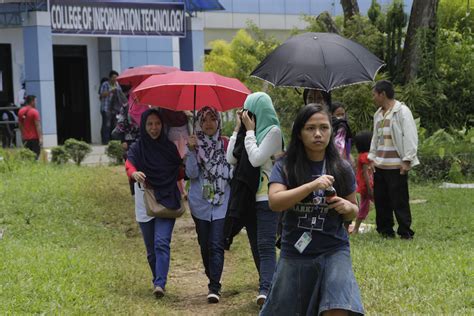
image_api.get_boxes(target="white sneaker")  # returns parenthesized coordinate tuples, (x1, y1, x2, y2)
(153, 286, 165, 299)
(207, 292, 220, 304)
(256, 294, 267, 306)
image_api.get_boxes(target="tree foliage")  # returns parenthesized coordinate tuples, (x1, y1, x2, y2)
(204, 24, 301, 139)
(204, 1, 473, 138)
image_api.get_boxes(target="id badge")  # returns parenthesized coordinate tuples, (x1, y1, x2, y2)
(202, 184, 211, 199)
(294, 231, 312, 254)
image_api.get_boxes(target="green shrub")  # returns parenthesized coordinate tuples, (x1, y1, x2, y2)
(16, 148, 37, 162)
(51, 146, 70, 164)
(0, 148, 36, 173)
(64, 138, 92, 166)
(412, 128, 473, 183)
(105, 140, 125, 165)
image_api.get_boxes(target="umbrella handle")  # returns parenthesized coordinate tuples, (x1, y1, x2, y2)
(192, 85, 197, 134)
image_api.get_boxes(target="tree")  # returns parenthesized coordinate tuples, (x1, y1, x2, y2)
(401, 0, 440, 83)
(317, 11, 341, 33)
(385, 0, 408, 81)
(368, 0, 381, 24)
(340, 0, 360, 25)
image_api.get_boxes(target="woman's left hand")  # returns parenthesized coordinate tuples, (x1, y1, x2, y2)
(326, 196, 356, 215)
(187, 135, 198, 150)
(242, 111, 256, 131)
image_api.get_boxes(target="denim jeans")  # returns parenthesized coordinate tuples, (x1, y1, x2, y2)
(192, 216, 225, 293)
(100, 111, 116, 145)
(245, 201, 279, 295)
(260, 249, 364, 316)
(138, 217, 176, 289)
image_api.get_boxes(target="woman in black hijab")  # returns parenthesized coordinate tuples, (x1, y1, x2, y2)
(125, 108, 183, 299)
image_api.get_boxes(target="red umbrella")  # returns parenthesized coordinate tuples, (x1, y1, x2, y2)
(117, 65, 179, 87)
(132, 71, 251, 113)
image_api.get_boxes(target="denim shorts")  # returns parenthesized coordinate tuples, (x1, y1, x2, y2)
(260, 248, 364, 316)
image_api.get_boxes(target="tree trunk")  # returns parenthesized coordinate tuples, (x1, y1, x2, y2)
(340, 0, 360, 24)
(317, 11, 341, 34)
(402, 0, 439, 83)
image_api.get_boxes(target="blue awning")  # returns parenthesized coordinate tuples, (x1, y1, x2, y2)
(183, 0, 224, 12)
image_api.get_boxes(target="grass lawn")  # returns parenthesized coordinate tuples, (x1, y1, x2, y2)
(0, 163, 472, 315)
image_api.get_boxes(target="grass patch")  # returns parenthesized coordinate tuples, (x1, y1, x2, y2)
(0, 163, 472, 314)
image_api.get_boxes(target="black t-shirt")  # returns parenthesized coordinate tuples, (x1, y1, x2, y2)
(269, 159, 356, 258)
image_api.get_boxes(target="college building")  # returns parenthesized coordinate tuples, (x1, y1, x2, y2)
(0, 0, 411, 146)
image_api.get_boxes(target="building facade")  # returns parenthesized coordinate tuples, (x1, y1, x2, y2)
(0, 0, 412, 146)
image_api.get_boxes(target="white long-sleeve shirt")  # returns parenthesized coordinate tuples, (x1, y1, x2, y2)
(226, 126, 282, 201)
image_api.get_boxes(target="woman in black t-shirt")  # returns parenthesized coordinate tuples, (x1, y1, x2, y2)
(260, 104, 364, 316)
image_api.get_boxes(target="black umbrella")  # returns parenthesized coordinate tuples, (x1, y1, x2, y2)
(250, 32, 385, 92)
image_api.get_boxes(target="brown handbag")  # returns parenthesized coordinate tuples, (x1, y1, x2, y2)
(143, 187, 186, 219)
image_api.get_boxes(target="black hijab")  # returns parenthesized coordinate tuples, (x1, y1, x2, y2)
(128, 108, 182, 209)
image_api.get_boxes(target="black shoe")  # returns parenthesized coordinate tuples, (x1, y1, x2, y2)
(207, 291, 220, 304)
(380, 232, 396, 239)
(400, 235, 414, 240)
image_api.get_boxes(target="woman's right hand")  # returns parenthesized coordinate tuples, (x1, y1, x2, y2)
(234, 109, 242, 132)
(188, 135, 198, 150)
(132, 171, 146, 184)
(308, 175, 334, 192)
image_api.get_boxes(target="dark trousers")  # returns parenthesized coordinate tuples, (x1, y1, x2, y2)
(1, 124, 14, 148)
(192, 216, 225, 293)
(138, 218, 176, 289)
(100, 111, 116, 145)
(245, 201, 279, 295)
(374, 168, 415, 238)
(24, 139, 40, 160)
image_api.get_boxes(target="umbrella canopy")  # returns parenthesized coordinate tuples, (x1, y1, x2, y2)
(132, 71, 251, 112)
(250, 32, 385, 92)
(117, 65, 179, 87)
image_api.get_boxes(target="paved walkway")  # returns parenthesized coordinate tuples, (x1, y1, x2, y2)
(82, 145, 112, 166)
(44, 145, 112, 166)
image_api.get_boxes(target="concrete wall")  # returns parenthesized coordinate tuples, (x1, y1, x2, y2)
(217, 0, 412, 15)
(22, 11, 57, 147)
(202, 0, 414, 48)
(118, 37, 181, 71)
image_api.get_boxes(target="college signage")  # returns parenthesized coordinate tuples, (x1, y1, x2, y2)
(49, 0, 186, 37)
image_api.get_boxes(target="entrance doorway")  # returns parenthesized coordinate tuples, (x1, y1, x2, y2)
(0, 44, 14, 107)
(53, 45, 90, 144)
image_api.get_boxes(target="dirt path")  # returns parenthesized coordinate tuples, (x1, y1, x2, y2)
(164, 205, 258, 316)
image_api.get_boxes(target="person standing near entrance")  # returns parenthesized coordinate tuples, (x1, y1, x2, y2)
(100, 70, 121, 144)
(17, 82, 26, 106)
(18, 95, 42, 159)
(368, 80, 419, 240)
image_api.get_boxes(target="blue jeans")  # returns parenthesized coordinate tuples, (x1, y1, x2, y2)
(138, 218, 176, 289)
(260, 249, 364, 316)
(192, 216, 225, 293)
(245, 201, 279, 295)
(100, 110, 116, 145)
